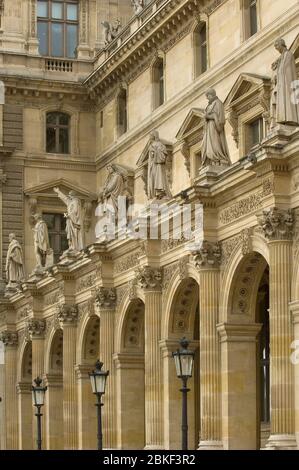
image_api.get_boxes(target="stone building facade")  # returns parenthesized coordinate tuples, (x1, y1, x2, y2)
(0, 0, 299, 451)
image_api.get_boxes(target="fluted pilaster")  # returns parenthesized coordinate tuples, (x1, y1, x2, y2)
(96, 287, 117, 449)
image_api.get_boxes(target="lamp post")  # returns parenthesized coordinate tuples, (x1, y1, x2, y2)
(32, 377, 47, 450)
(172, 337, 195, 450)
(89, 360, 109, 450)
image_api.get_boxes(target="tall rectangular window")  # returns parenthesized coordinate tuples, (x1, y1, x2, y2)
(43, 213, 68, 262)
(153, 58, 165, 110)
(194, 23, 208, 77)
(249, 0, 258, 37)
(243, 0, 259, 40)
(247, 117, 264, 151)
(37, 0, 79, 58)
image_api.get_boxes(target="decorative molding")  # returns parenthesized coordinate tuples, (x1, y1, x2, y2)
(16, 306, 32, 321)
(219, 179, 274, 225)
(95, 287, 117, 310)
(78, 299, 95, 323)
(162, 262, 179, 290)
(79, 0, 88, 44)
(77, 273, 96, 293)
(258, 207, 294, 241)
(135, 266, 162, 291)
(203, 0, 226, 15)
(192, 241, 222, 269)
(114, 251, 141, 274)
(57, 304, 78, 325)
(161, 235, 187, 253)
(27, 319, 46, 339)
(241, 228, 253, 255)
(0, 330, 18, 346)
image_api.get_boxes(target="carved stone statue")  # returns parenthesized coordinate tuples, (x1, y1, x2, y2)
(201, 88, 231, 167)
(32, 213, 51, 271)
(99, 164, 133, 215)
(53, 187, 83, 252)
(270, 38, 299, 128)
(131, 0, 143, 15)
(5, 233, 25, 288)
(102, 20, 122, 45)
(148, 130, 171, 200)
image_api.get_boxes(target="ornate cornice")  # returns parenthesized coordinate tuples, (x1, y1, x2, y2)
(26, 319, 46, 339)
(135, 266, 162, 291)
(57, 304, 78, 325)
(192, 241, 222, 269)
(95, 288, 117, 310)
(0, 330, 18, 346)
(258, 207, 294, 241)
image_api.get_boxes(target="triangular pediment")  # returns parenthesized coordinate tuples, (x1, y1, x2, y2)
(176, 108, 205, 140)
(24, 178, 97, 201)
(225, 73, 271, 107)
(137, 135, 173, 167)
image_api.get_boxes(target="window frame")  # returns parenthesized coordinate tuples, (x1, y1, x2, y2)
(46, 111, 71, 154)
(152, 56, 165, 111)
(43, 212, 68, 262)
(116, 87, 128, 138)
(37, 0, 79, 58)
(193, 22, 208, 79)
(241, 0, 260, 41)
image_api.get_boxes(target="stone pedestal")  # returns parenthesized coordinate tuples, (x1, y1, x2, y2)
(217, 323, 262, 450)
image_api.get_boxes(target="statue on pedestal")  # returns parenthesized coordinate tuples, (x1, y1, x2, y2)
(201, 88, 231, 168)
(53, 187, 83, 253)
(32, 213, 51, 272)
(147, 131, 171, 200)
(5, 233, 25, 288)
(270, 38, 299, 129)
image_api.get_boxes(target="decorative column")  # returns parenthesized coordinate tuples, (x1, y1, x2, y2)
(77, 0, 91, 58)
(16, 382, 32, 449)
(27, 319, 46, 445)
(0, 170, 7, 287)
(58, 304, 78, 450)
(0, 331, 18, 449)
(44, 373, 63, 450)
(258, 208, 297, 449)
(192, 241, 222, 449)
(28, 0, 39, 54)
(76, 364, 97, 450)
(290, 303, 299, 448)
(96, 287, 117, 449)
(136, 266, 163, 449)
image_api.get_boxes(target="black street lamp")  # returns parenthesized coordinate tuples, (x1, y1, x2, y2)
(172, 337, 195, 451)
(89, 360, 109, 450)
(32, 377, 47, 451)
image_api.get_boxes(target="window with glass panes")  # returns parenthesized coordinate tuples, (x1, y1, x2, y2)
(37, 0, 79, 58)
(46, 112, 70, 154)
(43, 213, 68, 262)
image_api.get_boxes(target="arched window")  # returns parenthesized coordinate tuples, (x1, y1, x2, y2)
(117, 89, 128, 137)
(194, 23, 207, 77)
(152, 57, 165, 109)
(37, 0, 79, 58)
(46, 112, 70, 153)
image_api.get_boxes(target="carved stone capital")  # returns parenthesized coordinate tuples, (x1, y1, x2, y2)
(135, 266, 162, 291)
(95, 287, 117, 310)
(192, 241, 222, 269)
(0, 330, 18, 347)
(57, 304, 78, 325)
(258, 208, 294, 241)
(27, 319, 46, 339)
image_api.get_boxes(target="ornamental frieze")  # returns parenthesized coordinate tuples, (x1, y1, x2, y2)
(221, 234, 243, 269)
(77, 274, 96, 293)
(219, 179, 274, 225)
(114, 252, 140, 275)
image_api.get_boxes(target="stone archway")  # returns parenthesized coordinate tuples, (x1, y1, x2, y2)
(162, 275, 199, 450)
(45, 328, 63, 450)
(76, 315, 100, 450)
(17, 341, 33, 449)
(115, 298, 145, 450)
(219, 251, 269, 450)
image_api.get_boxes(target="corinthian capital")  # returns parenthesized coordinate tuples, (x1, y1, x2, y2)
(258, 207, 293, 241)
(135, 266, 162, 291)
(95, 287, 117, 309)
(192, 241, 222, 269)
(27, 319, 46, 339)
(0, 330, 18, 346)
(57, 304, 78, 325)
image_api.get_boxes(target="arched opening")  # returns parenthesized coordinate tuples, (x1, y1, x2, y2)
(45, 329, 63, 449)
(256, 266, 270, 447)
(222, 251, 269, 449)
(116, 299, 145, 449)
(17, 341, 33, 449)
(77, 315, 100, 449)
(164, 277, 199, 449)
